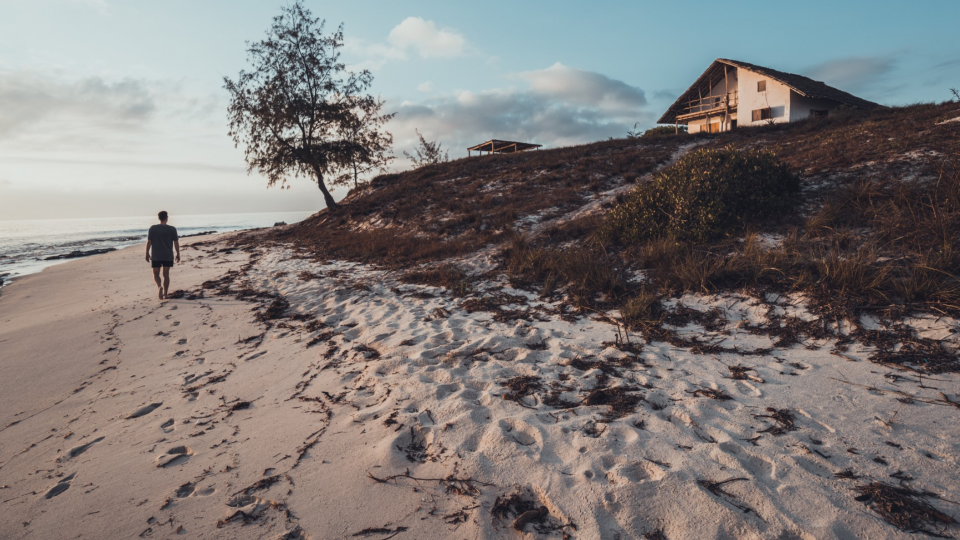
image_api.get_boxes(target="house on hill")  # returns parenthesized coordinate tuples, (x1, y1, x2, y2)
(658, 59, 881, 134)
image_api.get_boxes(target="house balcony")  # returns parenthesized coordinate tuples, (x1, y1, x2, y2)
(675, 91, 738, 122)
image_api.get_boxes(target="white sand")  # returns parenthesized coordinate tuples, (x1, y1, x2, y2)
(1, 236, 959, 539)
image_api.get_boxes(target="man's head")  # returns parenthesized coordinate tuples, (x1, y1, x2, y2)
(158, 211, 168, 223)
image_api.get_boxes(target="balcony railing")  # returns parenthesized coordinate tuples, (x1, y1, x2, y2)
(676, 91, 738, 120)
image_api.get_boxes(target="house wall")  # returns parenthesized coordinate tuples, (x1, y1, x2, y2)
(687, 69, 739, 133)
(737, 68, 790, 127)
(790, 92, 842, 120)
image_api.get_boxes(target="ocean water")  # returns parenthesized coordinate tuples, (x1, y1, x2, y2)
(0, 211, 314, 285)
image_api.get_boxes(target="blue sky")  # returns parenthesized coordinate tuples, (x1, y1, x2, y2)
(1, 0, 958, 219)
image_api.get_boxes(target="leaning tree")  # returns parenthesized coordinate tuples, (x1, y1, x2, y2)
(224, 1, 393, 209)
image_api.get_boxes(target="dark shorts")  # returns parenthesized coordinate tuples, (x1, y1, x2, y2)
(151, 260, 173, 268)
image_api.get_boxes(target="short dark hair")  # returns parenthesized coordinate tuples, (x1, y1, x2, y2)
(158, 211, 168, 221)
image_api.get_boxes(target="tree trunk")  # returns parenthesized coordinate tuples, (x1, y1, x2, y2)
(311, 164, 338, 210)
(352, 162, 358, 189)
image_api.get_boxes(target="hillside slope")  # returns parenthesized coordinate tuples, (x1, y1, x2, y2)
(276, 102, 960, 267)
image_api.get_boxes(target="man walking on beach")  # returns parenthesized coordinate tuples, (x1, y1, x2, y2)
(146, 211, 180, 300)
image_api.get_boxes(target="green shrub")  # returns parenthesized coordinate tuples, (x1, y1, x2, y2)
(605, 146, 800, 244)
(641, 125, 688, 138)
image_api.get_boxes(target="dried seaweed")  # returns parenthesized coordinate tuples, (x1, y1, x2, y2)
(687, 387, 734, 401)
(396, 427, 442, 463)
(583, 386, 644, 420)
(367, 470, 493, 498)
(854, 482, 956, 537)
(500, 375, 543, 404)
(491, 487, 575, 536)
(697, 477, 757, 515)
(257, 297, 290, 322)
(353, 344, 381, 360)
(351, 526, 409, 539)
(754, 407, 798, 435)
(858, 326, 960, 374)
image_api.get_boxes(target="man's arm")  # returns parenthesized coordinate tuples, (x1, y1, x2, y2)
(145, 239, 152, 262)
(174, 240, 181, 264)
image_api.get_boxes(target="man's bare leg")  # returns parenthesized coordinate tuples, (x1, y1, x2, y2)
(162, 266, 171, 299)
(152, 267, 163, 300)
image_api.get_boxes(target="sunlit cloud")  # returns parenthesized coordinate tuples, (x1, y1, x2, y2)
(387, 17, 467, 59)
(345, 16, 473, 70)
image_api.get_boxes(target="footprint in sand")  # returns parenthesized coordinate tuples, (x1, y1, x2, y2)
(226, 494, 272, 518)
(498, 418, 543, 451)
(161, 419, 175, 433)
(177, 338, 187, 345)
(127, 402, 163, 419)
(155, 445, 193, 468)
(185, 392, 199, 402)
(59, 436, 105, 462)
(172, 321, 180, 327)
(435, 383, 461, 400)
(43, 473, 76, 499)
(175, 483, 215, 497)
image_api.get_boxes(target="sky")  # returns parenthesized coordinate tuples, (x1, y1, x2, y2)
(1, 0, 959, 220)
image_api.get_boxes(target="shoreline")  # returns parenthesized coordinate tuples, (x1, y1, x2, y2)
(0, 211, 313, 286)
(1, 236, 958, 539)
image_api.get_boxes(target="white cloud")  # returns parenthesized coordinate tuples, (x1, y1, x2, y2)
(0, 70, 156, 139)
(390, 64, 653, 162)
(417, 81, 435, 93)
(0, 68, 220, 151)
(388, 17, 467, 59)
(517, 62, 646, 113)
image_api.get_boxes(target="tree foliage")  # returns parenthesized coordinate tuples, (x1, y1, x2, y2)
(331, 96, 395, 190)
(224, 1, 393, 209)
(404, 129, 449, 168)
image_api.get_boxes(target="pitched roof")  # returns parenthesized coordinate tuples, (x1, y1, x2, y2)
(657, 58, 883, 124)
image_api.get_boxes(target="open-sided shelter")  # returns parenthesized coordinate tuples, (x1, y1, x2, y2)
(467, 139, 542, 157)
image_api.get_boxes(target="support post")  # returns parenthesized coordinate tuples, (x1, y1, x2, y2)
(723, 65, 729, 131)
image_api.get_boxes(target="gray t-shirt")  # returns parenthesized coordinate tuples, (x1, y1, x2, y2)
(148, 224, 179, 262)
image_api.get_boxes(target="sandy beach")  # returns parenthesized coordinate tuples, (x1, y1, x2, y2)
(0, 233, 956, 539)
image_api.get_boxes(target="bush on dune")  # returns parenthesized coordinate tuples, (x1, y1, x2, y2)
(605, 146, 801, 244)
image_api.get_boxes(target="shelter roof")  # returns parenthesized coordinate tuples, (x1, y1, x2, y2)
(467, 139, 542, 154)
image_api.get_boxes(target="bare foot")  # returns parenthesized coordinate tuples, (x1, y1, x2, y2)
(158, 287, 165, 301)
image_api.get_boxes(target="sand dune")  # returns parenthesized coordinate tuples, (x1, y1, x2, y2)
(1, 236, 958, 539)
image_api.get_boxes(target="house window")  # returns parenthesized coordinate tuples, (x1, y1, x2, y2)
(752, 108, 772, 122)
(757, 80, 767, 92)
(811, 109, 828, 118)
